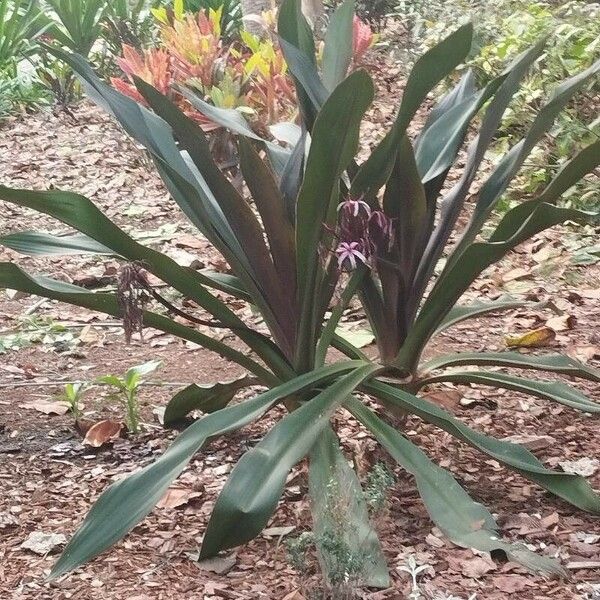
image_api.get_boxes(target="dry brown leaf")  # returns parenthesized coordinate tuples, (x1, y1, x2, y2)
(493, 575, 532, 593)
(175, 233, 205, 250)
(504, 326, 556, 348)
(83, 420, 123, 447)
(461, 555, 497, 579)
(281, 591, 306, 600)
(22, 400, 70, 416)
(501, 267, 532, 283)
(545, 314, 576, 331)
(157, 487, 202, 509)
(567, 344, 600, 361)
(424, 389, 462, 410)
(579, 289, 600, 299)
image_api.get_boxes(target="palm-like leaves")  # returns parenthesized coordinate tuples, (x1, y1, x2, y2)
(1, 0, 599, 583)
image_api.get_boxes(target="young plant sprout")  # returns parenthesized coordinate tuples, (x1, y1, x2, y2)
(57, 382, 88, 420)
(97, 360, 162, 433)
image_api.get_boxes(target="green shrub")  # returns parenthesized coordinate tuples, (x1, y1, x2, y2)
(1, 0, 599, 586)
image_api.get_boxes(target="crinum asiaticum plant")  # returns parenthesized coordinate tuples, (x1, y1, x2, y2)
(1, 0, 600, 585)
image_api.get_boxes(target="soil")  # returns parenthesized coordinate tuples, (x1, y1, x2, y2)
(1, 52, 599, 600)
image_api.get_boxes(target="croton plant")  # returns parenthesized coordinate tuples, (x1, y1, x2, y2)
(1, 0, 599, 586)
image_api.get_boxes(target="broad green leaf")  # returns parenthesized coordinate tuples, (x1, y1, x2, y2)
(321, 0, 354, 91)
(397, 203, 594, 372)
(0, 262, 275, 383)
(295, 70, 374, 371)
(433, 296, 544, 336)
(279, 127, 307, 223)
(383, 135, 427, 320)
(164, 375, 257, 426)
(491, 140, 600, 243)
(422, 351, 600, 383)
(309, 426, 390, 588)
(350, 23, 473, 200)
(50, 361, 367, 579)
(0, 231, 113, 255)
(417, 69, 476, 140)
(199, 363, 378, 557)
(348, 397, 565, 576)
(365, 380, 600, 513)
(419, 370, 600, 413)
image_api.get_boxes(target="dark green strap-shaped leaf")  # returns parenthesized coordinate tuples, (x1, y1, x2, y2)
(0, 262, 275, 383)
(422, 351, 600, 382)
(0, 231, 113, 255)
(396, 203, 594, 371)
(278, 0, 320, 126)
(295, 70, 374, 371)
(0, 227, 247, 300)
(350, 23, 473, 200)
(238, 137, 297, 298)
(279, 126, 307, 223)
(419, 370, 600, 413)
(132, 78, 294, 348)
(332, 333, 369, 360)
(416, 69, 476, 140)
(199, 363, 378, 558)
(321, 0, 354, 91)
(163, 375, 258, 427)
(347, 397, 565, 576)
(154, 157, 296, 357)
(451, 58, 600, 258)
(0, 185, 292, 378)
(309, 426, 390, 588)
(433, 296, 544, 336)
(49, 361, 366, 579)
(414, 68, 509, 184)
(279, 38, 329, 111)
(364, 380, 600, 513)
(412, 40, 546, 299)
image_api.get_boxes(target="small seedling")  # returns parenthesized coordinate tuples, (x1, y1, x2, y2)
(97, 360, 162, 433)
(398, 555, 432, 600)
(57, 382, 88, 419)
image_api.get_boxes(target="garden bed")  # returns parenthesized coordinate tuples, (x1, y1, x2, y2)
(1, 64, 600, 599)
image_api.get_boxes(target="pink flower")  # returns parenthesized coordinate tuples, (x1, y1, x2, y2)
(336, 241, 368, 271)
